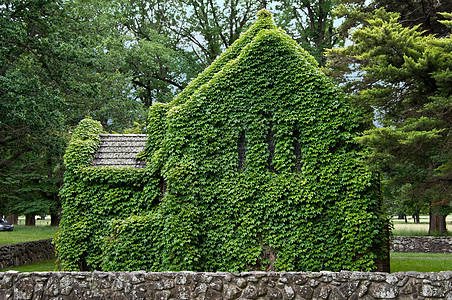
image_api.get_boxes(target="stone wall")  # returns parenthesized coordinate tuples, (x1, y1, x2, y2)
(0, 239, 55, 270)
(1, 270, 452, 299)
(392, 236, 452, 253)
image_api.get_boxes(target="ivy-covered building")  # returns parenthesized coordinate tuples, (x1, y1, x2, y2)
(55, 10, 389, 272)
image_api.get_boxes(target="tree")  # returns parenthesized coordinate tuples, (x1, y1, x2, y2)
(335, 0, 452, 38)
(328, 9, 452, 234)
(0, 67, 66, 224)
(1, 0, 148, 128)
(276, 0, 341, 64)
(0, 0, 153, 223)
(116, 0, 342, 72)
(373, 0, 452, 36)
(110, 0, 268, 104)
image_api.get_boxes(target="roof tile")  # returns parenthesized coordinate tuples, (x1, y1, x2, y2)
(92, 134, 147, 168)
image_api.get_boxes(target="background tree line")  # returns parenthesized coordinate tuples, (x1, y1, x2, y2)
(1, 0, 451, 234)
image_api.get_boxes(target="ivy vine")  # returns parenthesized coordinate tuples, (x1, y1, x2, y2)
(55, 10, 389, 272)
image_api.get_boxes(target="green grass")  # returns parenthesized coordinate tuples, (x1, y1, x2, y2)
(390, 258, 452, 272)
(391, 217, 452, 236)
(390, 252, 452, 273)
(391, 252, 452, 258)
(0, 225, 59, 246)
(2, 254, 451, 273)
(0, 259, 58, 272)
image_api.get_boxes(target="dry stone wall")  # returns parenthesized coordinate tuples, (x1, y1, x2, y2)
(1, 271, 452, 299)
(392, 236, 452, 253)
(0, 239, 55, 270)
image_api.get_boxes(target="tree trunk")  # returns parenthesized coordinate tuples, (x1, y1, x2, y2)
(6, 214, 18, 225)
(51, 213, 61, 227)
(413, 213, 420, 223)
(25, 215, 36, 226)
(429, 212, 447, 235)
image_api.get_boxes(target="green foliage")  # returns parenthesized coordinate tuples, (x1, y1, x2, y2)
(55, 118, 161, 270)
(145, 10, 279, 161)
(334, 0, 452, 39)
(276, 0, 341, 64)
(111, 0, 341, 68)
(57, 10, 387, 272)
(0, 0, 148, 220)
(328, 8, 452, 231)
(0, 68, 65, 218)
(0, 1, 68, 215)
(1, 0, 342, 220)
(101, 201, 201, 271)
(101, 214, 163, 271)
(62, 118, 103, 172)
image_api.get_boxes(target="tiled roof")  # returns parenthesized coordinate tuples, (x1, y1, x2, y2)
(92, 134, 147, 168)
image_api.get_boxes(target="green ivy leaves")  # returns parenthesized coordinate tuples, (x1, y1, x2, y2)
(56, 10, 388, 273)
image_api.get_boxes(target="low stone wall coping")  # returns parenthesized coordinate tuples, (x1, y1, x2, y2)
(392, 236, 452, 253)
(0, 238, 55, 270)
(1, 270, 452, 299)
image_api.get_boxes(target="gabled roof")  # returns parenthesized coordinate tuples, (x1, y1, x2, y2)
(92, 134, 147, 168)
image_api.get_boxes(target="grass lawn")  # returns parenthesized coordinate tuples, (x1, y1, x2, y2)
(391, 215, 452, 236)
(0, 259, 58, 272)
(1, 254, 450, 273)
(0, 225, 59, 246)
(390, 252, 452, 273)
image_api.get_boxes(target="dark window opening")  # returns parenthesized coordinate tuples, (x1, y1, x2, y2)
(157, 177, 167, 204)
(292, 129, 302, 172)
(238, 130, 246, 171)
(266, 126, 276, 172)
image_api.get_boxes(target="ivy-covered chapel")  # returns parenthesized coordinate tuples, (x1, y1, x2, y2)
(55, 10, 389, 272)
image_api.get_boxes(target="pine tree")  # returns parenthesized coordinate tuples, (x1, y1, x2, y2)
(328, 9, 452, 234)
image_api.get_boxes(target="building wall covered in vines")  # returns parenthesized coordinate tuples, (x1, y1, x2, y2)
(55, 10, 388, 272)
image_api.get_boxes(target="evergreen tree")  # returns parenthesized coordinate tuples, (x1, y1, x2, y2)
(328, 9, 452, 234)
(373, 0, 452, 36)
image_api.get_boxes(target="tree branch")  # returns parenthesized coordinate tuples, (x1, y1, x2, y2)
(0, 147, 33, 169)
(209, 0, 227, 48)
